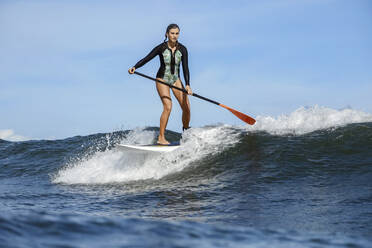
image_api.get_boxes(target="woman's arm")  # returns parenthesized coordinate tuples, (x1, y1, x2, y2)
(180, 45, 192, 94)
(133, 44, 161, 69)
(181, 45, 190, 86)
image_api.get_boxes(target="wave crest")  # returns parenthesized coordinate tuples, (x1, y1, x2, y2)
(248, 106, 372, 135)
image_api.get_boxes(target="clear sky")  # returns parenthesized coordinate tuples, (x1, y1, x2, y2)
(1, 0, 371, 140)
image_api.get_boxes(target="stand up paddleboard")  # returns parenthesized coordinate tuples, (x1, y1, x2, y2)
(117, 141, 180, 154)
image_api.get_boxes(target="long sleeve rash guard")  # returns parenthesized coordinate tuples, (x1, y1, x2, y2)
(133, 42, 190, 86)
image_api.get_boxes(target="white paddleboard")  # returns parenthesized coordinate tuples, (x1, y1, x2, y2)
(117, 141, 180, 154)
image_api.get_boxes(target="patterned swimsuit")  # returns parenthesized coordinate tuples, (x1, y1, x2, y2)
(133, 42, 190, 86)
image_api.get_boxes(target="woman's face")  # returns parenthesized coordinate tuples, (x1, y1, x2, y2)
(167, 28, 179, 43)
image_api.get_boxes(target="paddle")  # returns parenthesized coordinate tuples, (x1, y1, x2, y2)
(133, 71, 256, 125)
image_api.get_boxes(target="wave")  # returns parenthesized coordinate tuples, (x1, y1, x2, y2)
(1, 106, 371, 184)
(52, 106, 372, 185)
(1, 211, 370, 248)
(52, 125, 242, 184)
(0, 129, 29, 141)
(247, 105, 372, 135)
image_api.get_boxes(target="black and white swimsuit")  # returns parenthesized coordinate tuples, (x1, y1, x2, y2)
(133, 42, 190, 86)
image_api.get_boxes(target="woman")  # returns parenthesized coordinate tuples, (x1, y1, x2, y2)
(128, 24, 192, 145)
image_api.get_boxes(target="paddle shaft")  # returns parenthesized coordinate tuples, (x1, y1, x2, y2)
(134, 71, 220, 105)
(133, 71, 256, 125)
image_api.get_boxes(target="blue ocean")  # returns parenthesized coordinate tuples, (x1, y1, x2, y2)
(1, 106, 372, 247)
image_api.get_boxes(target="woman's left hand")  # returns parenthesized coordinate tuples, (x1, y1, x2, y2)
(185, 85, 193, 95)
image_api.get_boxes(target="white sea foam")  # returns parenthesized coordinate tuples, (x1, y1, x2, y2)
(52, 106, 372, 184)
(53, 126, 241, 184)
(0, 129, 29, 141)
(247, 105, 372, 135)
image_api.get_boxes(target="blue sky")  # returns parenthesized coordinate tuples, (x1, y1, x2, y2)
(1, 0, 371, 140)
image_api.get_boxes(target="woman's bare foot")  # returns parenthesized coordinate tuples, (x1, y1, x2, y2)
(157, 137, 170, 145)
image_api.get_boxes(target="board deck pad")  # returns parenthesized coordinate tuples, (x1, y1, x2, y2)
(117, 141, 180, 153)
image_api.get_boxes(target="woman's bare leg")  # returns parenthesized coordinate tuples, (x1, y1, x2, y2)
(156, 79, 172, 144)
(172, 79, 190, 129)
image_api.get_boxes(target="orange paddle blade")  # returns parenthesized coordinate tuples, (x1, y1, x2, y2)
(219, 104, 256, 125)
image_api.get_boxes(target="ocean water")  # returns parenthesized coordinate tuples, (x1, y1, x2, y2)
(1, 106, 372, 247)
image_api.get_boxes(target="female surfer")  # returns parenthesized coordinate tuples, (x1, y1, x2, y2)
(128, 24, 192, 145)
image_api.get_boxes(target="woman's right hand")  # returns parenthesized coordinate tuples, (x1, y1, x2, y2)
(128, 67, 136, 74)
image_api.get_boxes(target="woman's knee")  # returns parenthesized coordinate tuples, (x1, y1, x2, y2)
(163, 102, 172, 113)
